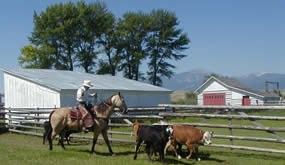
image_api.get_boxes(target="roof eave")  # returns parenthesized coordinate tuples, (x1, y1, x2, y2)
(2, 68, 61, 92)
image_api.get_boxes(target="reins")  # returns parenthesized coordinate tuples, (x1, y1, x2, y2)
(103, 101, 112, 107)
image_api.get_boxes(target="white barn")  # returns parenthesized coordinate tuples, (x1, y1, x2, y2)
(194, 76, 280, 106)
(2, 68, 172, 108)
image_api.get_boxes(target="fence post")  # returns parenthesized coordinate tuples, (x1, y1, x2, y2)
(35, 107, 39, 133)
(8, 108, 11, 130)
(165, 106, 174, 113)
(227, 108, 233, 147)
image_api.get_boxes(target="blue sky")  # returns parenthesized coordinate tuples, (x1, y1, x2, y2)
(0, 0, 285, 92)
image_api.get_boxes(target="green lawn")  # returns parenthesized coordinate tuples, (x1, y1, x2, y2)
(0, 133, 285, 165)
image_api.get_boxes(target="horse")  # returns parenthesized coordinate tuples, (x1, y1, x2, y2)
(44, 92, 128, 155)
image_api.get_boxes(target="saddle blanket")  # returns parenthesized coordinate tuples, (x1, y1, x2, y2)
(69, 108, 94, 128)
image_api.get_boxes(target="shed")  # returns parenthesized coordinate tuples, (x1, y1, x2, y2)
(2, 68, 172, 108)
(194, 76, 281, 106)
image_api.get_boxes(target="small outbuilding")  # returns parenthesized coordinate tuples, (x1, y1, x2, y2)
(2, 68, 172, 108)
(194, 76, 281, 106)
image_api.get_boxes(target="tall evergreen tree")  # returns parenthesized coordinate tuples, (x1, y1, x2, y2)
(117, 12, 150, 80)
(146, 9, 190, 86)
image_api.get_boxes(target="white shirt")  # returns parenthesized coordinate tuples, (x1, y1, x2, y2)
(76, 86, 90, 103)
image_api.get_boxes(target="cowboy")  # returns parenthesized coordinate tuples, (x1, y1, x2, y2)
(76, 80, 97, 133)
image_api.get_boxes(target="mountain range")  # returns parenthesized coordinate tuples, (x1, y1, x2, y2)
(162, 69, 285, 92)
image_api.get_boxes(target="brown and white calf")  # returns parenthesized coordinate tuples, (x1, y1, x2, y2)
(164, 125, 213, 161)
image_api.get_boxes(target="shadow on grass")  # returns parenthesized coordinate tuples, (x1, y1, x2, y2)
(75, 148, 135, 156)
(163, 157, 194, 165)
(0, 127, 8, 134)
(165, 151, 225, 164)
(214, 150, 285, 161)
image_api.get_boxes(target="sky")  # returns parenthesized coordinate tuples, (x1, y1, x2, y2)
(0, 0, 285, 93)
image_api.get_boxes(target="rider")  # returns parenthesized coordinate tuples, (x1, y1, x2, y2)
(76, 80, 97, 133)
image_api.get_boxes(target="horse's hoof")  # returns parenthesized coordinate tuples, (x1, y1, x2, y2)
(111, 153, 116, 156)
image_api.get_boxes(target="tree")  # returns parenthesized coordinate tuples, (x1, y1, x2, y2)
(146, 9, 190, 86)
(116, 12, 150, 80)
(97, 19, 124, 75)
(28, 2, 80, 70)
(76, 1, 115, 73)
(18, 45, 54, 68)
(19, 2, 191, 84)
(19, 1, 114, 73)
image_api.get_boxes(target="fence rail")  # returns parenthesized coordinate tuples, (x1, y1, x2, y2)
(160, 112, 285, 120)
(168, 122, 285, 132)
(159, 104, 285, 110)
(214, 134, 285, 143)
(1, 105, 285, 155)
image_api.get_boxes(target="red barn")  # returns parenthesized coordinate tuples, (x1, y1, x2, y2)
(194, 76, 280, 106)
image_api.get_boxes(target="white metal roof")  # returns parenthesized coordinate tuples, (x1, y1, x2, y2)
(194, 76, 279, 98)
(2, 68, 171, 92)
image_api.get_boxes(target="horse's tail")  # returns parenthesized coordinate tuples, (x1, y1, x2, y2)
(42, 121, 50, 144)
(43, 110, 55, 145)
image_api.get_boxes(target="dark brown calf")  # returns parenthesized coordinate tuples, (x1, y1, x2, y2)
(132, 122, 172, 162)
(164, 125, 213, 161)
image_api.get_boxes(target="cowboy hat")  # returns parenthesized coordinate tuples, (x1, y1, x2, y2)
(82, 80, 93, 88)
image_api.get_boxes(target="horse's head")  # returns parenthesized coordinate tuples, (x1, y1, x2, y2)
(111, 92, 128, 114)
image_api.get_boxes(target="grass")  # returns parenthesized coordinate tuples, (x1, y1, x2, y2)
(0, 133, 285, 165)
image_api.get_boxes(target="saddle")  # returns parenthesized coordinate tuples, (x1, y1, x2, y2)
(69, 107, 94, 128)
(70, 108, 83, 119)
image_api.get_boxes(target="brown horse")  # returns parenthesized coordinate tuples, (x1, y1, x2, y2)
(44, 92, 128, 154)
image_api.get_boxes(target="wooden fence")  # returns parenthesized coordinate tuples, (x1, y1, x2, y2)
(1, 105, 285, 154)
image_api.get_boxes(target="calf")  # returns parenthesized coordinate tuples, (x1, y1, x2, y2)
(43, 121, 77, 145)
(133, 122, 172, 162)
(164, 125, 213, 161)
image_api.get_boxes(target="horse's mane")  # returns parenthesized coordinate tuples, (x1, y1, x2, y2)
(94, 94, 116, 113)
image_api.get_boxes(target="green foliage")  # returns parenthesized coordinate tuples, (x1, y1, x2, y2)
(18, 45, 54, 68)
(117, 12, 150, 80)
(19, 2, 190, 86)
(76, 1, 115, 73)
(185, 92, 197, 104)
(146, 9, 190, 86)
(20, 1, 114, 73)
(172, 92, 197, 105)
(30, 2, 80, 70)
(98, 19, 123, 76)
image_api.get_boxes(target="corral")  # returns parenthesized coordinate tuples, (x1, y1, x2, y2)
(1, 105, 285, 164)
